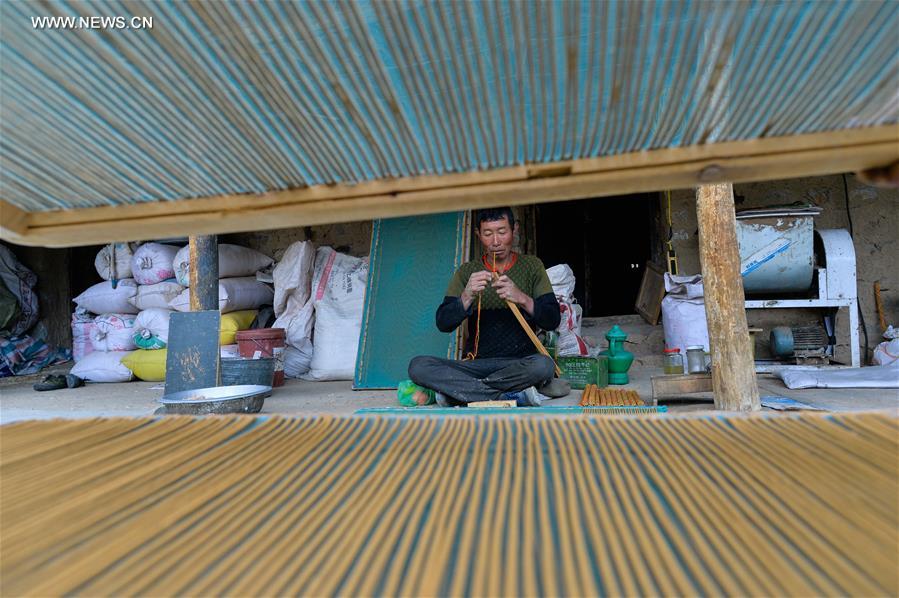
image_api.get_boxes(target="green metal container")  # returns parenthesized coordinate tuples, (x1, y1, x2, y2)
(221, 357, 275, 387)
(557, 356, 609, 390)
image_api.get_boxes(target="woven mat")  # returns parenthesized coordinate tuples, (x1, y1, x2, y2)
(2, 413, 896, 596)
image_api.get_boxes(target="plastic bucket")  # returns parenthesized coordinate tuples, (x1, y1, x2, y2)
(236, 328, 286, 387)
(221, 357, 274, 387)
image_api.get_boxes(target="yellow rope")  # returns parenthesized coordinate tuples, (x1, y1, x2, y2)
(1, 413, 896, 596)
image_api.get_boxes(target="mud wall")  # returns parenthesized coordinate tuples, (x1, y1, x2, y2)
(222, 221, 374, 261)
(665, 174, 898, 362)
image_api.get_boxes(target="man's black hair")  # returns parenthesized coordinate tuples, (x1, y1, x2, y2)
(476, 207, 515, 231)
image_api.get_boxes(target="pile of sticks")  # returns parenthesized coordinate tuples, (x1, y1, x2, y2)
(579, 384, 643, 406)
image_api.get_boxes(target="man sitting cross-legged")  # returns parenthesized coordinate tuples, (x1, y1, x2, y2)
(408, 207, 562, 407)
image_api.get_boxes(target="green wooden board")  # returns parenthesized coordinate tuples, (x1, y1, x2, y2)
(354, 212, 469, 389)
(165, 311, 221, 394)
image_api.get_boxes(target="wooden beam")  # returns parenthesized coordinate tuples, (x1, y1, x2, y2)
(3, 125, 897, 247)
(651, 373, 714, 404)
(696, 183, 760, 412)
(188, 235, 219, 311)
(0, 200, 30, 243)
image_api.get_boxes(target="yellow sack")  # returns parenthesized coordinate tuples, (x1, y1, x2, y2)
(121, 349, 167, 382)
(220, 310, 257, 345)
(122, 311, 258, 381)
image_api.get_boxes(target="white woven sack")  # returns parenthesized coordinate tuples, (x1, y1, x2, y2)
(173, 244, 274, 287)
(133, 308, 173, 348)
(168, 277, 274, 313)
(547, 264, 577, 301)
(557, 301, 589, 356)
(272, 241, 315, 317)
(70, 351, 134, 383)
(94, 242, 140, 281)
(129, 281, 184, 310)
(71, 309, 95, 363)
(661, 272, 709, 354)
(283, 343, 313, 378)
(301, 247, 369, 381)
(131, 243, 181, 285)
(73, 280, 138, 315)
(91, 313, 137, 352)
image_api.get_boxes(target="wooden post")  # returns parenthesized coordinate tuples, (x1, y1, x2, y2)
(696, 183, 760, 411)
(189, 235, 219, 311)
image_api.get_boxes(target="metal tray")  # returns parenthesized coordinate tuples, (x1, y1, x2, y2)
(159, 385, 271, 415)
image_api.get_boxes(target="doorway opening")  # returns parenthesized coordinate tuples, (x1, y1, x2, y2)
(535, 193, 662, 317)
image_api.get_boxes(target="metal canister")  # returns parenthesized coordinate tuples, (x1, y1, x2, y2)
(686, 345, 706, 374)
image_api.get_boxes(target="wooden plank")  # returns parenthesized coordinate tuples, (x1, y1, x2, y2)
(635, 261, 666, 325)
(0, 200, 29, 242)
(188, 236, 219, 311)
(468, 400, 517, 409)
(4, 125, 898, 247)
(696, 183, 760, 412)
(164, 311, 221, 394)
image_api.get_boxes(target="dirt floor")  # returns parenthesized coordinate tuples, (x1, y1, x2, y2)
(1, 362, 895, 424)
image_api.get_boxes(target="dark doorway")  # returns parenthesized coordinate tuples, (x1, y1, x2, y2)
(536, 193, 660, 317)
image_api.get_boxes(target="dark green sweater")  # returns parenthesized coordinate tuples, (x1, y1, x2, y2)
(436, 254, 560, 359)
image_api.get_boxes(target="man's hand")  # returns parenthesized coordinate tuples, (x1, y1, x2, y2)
(492, 275, 534, 315)
(460, 271, 494, 309)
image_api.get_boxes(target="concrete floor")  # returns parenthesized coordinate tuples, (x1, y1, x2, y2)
(1, 364, 895, 424)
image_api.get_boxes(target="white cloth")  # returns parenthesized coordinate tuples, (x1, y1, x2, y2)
(778, 362, 899, 389)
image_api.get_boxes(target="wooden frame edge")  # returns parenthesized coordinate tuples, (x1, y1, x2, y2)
(0, 200, 30, 244)
(3, 125, 898, 247)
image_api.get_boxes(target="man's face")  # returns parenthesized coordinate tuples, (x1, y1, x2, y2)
(476, 216, 516, 261)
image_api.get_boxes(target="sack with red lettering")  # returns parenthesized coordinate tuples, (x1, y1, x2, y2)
(301, 247, 369, 381)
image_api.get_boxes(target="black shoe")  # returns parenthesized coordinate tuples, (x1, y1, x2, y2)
(434, 392, 465, 407)
(34, 374, 67, 391)
(538, 378, 571, 398)
(65, 374, 85, 388)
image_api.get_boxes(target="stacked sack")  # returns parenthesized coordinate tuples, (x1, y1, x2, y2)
(270, 242, 370, 381)
(123, 244, 275, 382)
(69, 274, 140, 383)
(71, 242, 143, 366)
(71, 242, 184, 382)
(119, 242, 185, 381)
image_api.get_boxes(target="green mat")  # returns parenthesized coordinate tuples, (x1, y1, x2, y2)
(354, 212, 469, 389)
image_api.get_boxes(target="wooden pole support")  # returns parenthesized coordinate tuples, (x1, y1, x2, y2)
(696, 183, 760, 411)
(873, 281, 886, 333)
(189, 235, 219, 311)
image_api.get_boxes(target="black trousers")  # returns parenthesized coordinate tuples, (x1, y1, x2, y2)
(408, 354, 554, 404)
